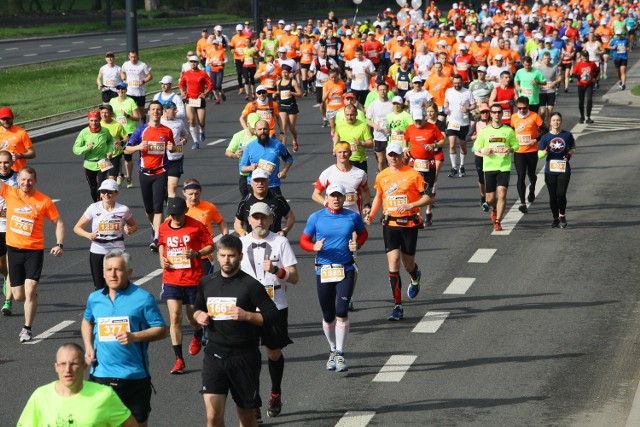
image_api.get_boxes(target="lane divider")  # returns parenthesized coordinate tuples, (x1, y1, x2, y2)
(468, 248, 496, 263)
(24, 320, 75, 345)
(372, 355, 417, 382)
(412, 311, 450, 333)
(443, 278, 476, 295)
(335, 411, 376, 427)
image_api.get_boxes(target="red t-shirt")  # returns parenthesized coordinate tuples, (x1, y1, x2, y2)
(404, 123, 444, 161)
(572, 61, 599, 86)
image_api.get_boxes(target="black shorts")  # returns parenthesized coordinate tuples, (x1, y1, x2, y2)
(374, 140, 388, 153)
(7, 246, 44, 285)
(614, 58, 628, 67)
(279, 103, 299, 115)
(383, 226, 419, 255)
(101, 90, 118, 103)
(316, 88, 324, 104)
(445, 125, 470, 140)
(108, 154, 123, 177)
(560, 63, 572, 71)
(130, 95, 146, 108)
(139, 171, 167, 214)
(539, 92, 556, 107)
(160, 284, 198, 304)
(484, 170, 510, 193)
(260, 307, 292, 349)
(0, 232, 6, 257)
(417, 170, 437, 197)
(124, 153, 133, 162)
(351, 160, 368, 175)
(90, 376, 152, 423)
(200, 348, 262, 409)
(300, 63, 310, 70)
(165, 158, 184, 178)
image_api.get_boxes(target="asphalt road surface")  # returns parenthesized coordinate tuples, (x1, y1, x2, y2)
(1, 75, 640, 427)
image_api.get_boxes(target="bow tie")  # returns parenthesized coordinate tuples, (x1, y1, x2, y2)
(251, 242, 267, 249)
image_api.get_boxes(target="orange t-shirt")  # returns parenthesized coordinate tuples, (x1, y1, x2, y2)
(391, 44, 413, 60)
(280, 34, 301, 59)
(510, 112, 544, 153)
(186, 200, 223, 238)
(323, 80, 347, 111)
(241, 100, 279, 132)
(470, 43, 490, 65)
(257, 63, 281, 94)
(230, 34, 250, 60)
(0, 125, 33, 172)
(206, 47, 226, 72)
(299, 43, 316, 64)
(374, 165, 426, 221)
(423, 74, 453, 107)
(342, 38, 361, 61)
(196, 37, 212, 59)
(2, 185, 59, 250)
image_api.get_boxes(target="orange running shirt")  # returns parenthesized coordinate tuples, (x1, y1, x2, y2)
(374, 165, 425, 221)
(2, 185, 59, 250)
(0, 125, 33, 172)
(510, 112, 544, 153)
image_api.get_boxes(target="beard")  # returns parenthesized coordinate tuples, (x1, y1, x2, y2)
(258, 133, 269, 144)
(254, 228, 269, 237)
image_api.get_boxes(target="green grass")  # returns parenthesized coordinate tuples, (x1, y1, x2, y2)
(1, 44, 233, 126)
(631, 85, 640, 97)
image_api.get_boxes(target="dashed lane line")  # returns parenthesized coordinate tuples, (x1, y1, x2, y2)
(443, 278, 476, 294)
(468, 248, 496, 263)
(372, 355, 417, 382)
(335, 411, 376, 426)
(24, 320, 75, 345)
(412, 311, 450, 333)
(135, 269, 162, 286)
(24, 54, 37, 57)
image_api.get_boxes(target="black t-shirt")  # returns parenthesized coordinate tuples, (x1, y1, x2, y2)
(195, 269, 278, 352)
(235, 190, 291, 233)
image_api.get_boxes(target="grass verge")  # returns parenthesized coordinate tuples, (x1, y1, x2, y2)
(631, 85, 640, 97)
(1, 44, 232, 126)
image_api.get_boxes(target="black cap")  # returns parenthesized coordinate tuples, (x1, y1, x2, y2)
(167, 197, 187, 215)
(99, 104, 113, 112)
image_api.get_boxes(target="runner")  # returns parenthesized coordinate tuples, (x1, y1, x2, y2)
(365, 83, 394, 171)
(242, 38, 260, 100)
(276, 65, 303, 152)
(0, 107, 36, 173)
(120, 50, 152, 120)
(609, 29, 630, 90)
(109, 82, 141, 188)
(153, 75, 187, 122)
(230, 24, 250, 94)
(444, 74, 476, 177)
(333, 104, 374, 174)
(180, 55, 213, 147)
(309, 47, 339, 127)
(97, 52, 122, 104)
(535, 51, 562, 125)
(73, 179, 137, 290)
(160, 101, 189, 200)
(571, 50, 599, 124)
(514, 56, 546, 114)
(206, 40, 227, 104)
(240, 85, 284, 138)
(488, 71, 517, 126)
(98, 104, 128, 183)
(0, 152, 18, 316)
(323, 68, 348, 135)
(346, 46, 376, 105)
(470, 103, 491, 212)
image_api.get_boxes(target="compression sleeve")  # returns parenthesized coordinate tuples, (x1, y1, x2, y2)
(299, 232, 315, 252)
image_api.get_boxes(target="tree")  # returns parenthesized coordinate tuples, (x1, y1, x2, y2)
(144, 0, 160, 10)
(8, 0, 24, 13)
(91, 0, 102, 11)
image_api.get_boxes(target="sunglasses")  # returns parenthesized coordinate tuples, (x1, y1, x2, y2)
(517, 107, 528, 110)
(480, 110, 490, 113)
(256, 90, 267, 95)
(490, 111, 502, 114)
(189, 60, 199, 63)
(100, 190, 115, 195)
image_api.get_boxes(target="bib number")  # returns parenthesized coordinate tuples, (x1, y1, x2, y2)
(386, 195, 408, 211)
(265, 285, 275, 299)
(413, 158, 430, 172)
(257, 159, 276, 174)
(206, 297, 237, 320)
(97, 316, 130, 342)
(167, 248, 191, 269)
(549, 159, 567, 173)
(98, 158, 114, 172)
(188, 98, 202, 108)
(147, 141, 165, 155)
(517, 134, 532, 146)
(98, 219, 120, 234)
(447, 122, 461, 131)
(320, 265, 345, 283)
(280, 90, 291, 100)
(9, 215, 34, 236)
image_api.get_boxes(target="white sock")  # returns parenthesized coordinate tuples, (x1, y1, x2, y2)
(449, 153, 458, 169)
(460, 153, 466, 166)
(322, 320, 336, 351)
(189, 126, 199, 143)
(335, 319, 349, 353)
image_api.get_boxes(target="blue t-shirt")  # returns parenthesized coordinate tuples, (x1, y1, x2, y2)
(239, 137, 293, 187)
(303, 208, 365, 273)
(538, 130, 575, 174)
(609, 37, 629, 60)
(84, 282, 166, 379)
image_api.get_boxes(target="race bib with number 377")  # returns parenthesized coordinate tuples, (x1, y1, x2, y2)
(97, 316, 130, 342)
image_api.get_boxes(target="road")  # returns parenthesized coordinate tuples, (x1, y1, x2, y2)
(1, 77, 640, 427)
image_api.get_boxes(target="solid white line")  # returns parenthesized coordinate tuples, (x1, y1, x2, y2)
(162, 33, 174, 36)
(443, 278, 476, 295)
(149, 39, 161, 43)
(103, 38, 115, 41)
(207, 138, 225, 146)
(39, 44, 52, 47)
(119, 43, 126, 46)
(468, 248, 496, 263)
(135, 269, 162, 286)
(412, 311, 449, 333)
(372, 355, 417, 382)
(72, 41, 84, 44)
(52, 199, 60, 203)
(23, 53, 37, 57)
(177, 37, 188, 40)
(89, 46, 102, 50)
(58, 50, 70, 53)
(335, 411, 376, 427)
(24, 320, 75, 345)
(5, 47, 18, 51)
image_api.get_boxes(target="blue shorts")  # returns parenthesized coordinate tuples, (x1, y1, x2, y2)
(160, 283, 198, 304)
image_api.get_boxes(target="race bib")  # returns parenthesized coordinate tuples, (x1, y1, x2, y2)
(264, 78, 276, 89)
(174, 144, 184, 153)
(413, 158, 430, 172)
(97, 316, 130, 342)
(147, 141, 165, 155)
(302, 53, 311, 62)
(127, 80, 141, 87)
(212, 58, 222, 66)
(344, 193, 356, 205)
(257, 159, 276, 174)
(457, 62, 469, 70)
(618, 45, 627, 53)
(386, 194, 408, 211)
(116, 115, 127, 125)
(390, 133, 404, 143)
(355, 73, 365, 81)
(502, 109, 511, 120)
(104, 80, 117, 87)
(280, 90, 291, 100)
(398, 81, 409, 90)
(368, 50, 378, 58)
(97, 158, 114, 172)
(235, 47, 244, 55)
(327, 47, 336, 56)
(447, 122, 461, 131)
(549, 159, 567, 173)
(188, 98, 202, 108)
(9, 215, 34, 236)
(489, 143, 508, 156)
(244, 57, 254, 65)
(206, 297, 237, 320)
(257, 110, 272, 121)
(330, 96, 343, 106)
(167, 248, 191, 269)
(98, 219, 120, 234)
(521, 87, 533, 96)
(320, 265, 345, 283)
(517, 134, 532, 146)
(265, 284, 275, 299)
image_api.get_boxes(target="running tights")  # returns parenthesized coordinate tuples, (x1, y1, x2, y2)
(545, 172, 571, 218)
(514, 152, 539, 204)
(577, 84, 594, 119)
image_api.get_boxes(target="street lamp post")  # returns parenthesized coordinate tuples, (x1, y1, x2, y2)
(352, 0, 363, 26)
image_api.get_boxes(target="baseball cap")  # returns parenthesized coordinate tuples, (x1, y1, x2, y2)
(478, 103, 490, 112)
(214, 25, 222, 31)
(115, 82, 128, 89)
(255, 85, 268, 93)
(278, 47, 288, 53)
(386, 142, 404, 155)
(437, 39, 447, 45)
(544, 37, 553, 43)
(477, 65, 487, 72)
(98, 179, 118, 192)
(249, 202, 273, 216)
(392, 96, 403, 104)
(394, 52, 403, 59)
(396, 35, 404, 40)
(159, 75, 174, 84)
(163, 101, 177, 109)
(459, 43, 468, 50)
(87, 110, 101, 119)
(251, 168, 270, 180)
(412, 109, 424, 120)
(343, 92, 356, 99)
(278, 19, 286, 24)
(284, 24, 292, 31)
(475, 35, 483, 41)
(236, 24, 244, 31)
(326, 183, 346, 196)
(188, 55, 199, 62)
(346, 29, 353, 35)
(167, 197, 187, 215)
(368, 31, 375, 35)
(247, 112, 261, 128)
(494, 54, 503, 60)
(412, 76, 422, 83)
(98, 104, 113, 112)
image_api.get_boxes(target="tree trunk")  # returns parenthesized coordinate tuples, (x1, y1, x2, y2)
(144, 0, 160, 10)
(8, 0, 24, 13)
(29, 0, 44, 12)
(91, 0, 102, 10)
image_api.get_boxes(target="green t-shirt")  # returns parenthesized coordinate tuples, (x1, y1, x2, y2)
(335, 119, 372, 162)
(262, 39, 279, 57)
(226, 129, 257, 176)
(335, 108, 366, 125)
(364, 90, 394, 109)
(72, 127, 115, 171)
(18, 381, 132, 427)
(472, 124, 519, 172)
(385, 110, 414, 144)
(101, 120, 128, 157)
(109, 96, 139, 134)
(514, 68, 546, 105)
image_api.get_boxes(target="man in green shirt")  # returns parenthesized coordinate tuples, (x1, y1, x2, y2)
(333, 104, 373, 173)
(260, 30, 280, 59)
(18, 342, 137, 427)
(109, 82, 141, 189)
(514, 56, 546, 114)
(225, 112, 260, 197)
(472, 104, 519, 232)
(99, 104, 128, 183)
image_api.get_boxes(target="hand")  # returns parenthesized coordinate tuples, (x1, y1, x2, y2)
(124, 224, 134, 235)
(236, 150, 243, 159)
(84, 349, 96, 366)
(348, 239, 358, 252)
(87, 142, 94, 150)
(230, 306, 249, 321)
(364, 214, 373, 225)
(195, 311, 210, 326)
(115, 331, 135, 345)
(528, 139, 537, 147)
(263, 259, 274, 273)
(87, 232, 98, 241)
(160, 257, 171, 269)
(396, 203, 411, 214)
(460, 106, 467, 113)
(482, 147, 492, 155)
(277, 171, 287, 179)
(313, 238, 326, 252)
(50, 246, 63, 257)
(250, 163, 258, 171)
(140, 140, 149, 151)
(167, 141, 175, 152)
(362, 206, 371, 217)
(187, 248, 200, 259)
(180, 137, 187, 145)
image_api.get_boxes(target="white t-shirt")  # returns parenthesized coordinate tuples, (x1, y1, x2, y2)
(347, 58, 375, 91)
(161, 118, 189, 160)
(240, 232, 298, 310)
(445, 87, 475, 126)
(404, 89, 433, 115)
(486, 65, 510, 82)
(99, 64, 122, 91)
(366, 99, 394, 141)
(121, 60, 151, 97)
(153, 92, 186, 122)
(414, 52, 437, 79)
(316, 164, 368, 213)
(83, 202, 133, 255)
(0, 172, 19, 233)
(310, 57, 338, 88)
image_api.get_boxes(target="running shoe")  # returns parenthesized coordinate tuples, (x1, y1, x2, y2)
(334, 352, 348, 372)
(126, 178, 133, 189)
(189, 335, 202, 355)
(388, 305, 404, 321)
(578, 118, 585, 124)
(116, 174, 124, 187)
(200, 132, 205, 142)
(255, 408, 263, 424)
(491, 209, 497, 223)
(448, 167, 458, 177)
(170, 357, 185, 374)
(348, 298, 355, 312)
(293, 141, 299, 152)
(192, 142, 200, 150)
(594, 82, 600, 90)
(326, 351, 337, 370)
(19, 327, 32, 343)
(481, 200, 489, 212)
(221, 92, 226, 101)
(585, 118, 594, 124)
(322, 119, 328, 128)
(214, 99, 221, 105)
(559, 216, 568, 228)
(602, 73, 607, 80)
(622, 84, 626, 90)
(528, 185, 536, 203)
(149, 240, 159, 253)
(458, 166, 466, 177)
(618, 81, 623, 89)
(425, 212, 433, 227)
(518, 204, 528, 214)
(551, 218, 560, 228)
(493, 220, 503, 232)
(407, 270, 421, 299)
(267, 393, 282, 417)
(1, 300, 12, 316)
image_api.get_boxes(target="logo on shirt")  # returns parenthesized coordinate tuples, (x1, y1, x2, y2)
(549, 137, 565, 153)
(15, 206, 33, 214)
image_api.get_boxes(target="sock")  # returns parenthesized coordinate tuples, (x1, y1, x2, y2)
(268, 355, 285, 394)
(200, 127, 205, 136)
(389, 271, 402, 305)
(189, 126, 199, 143)
(449, 153, 458, 169)
(24, 325, 31, 331)
(409, 264, 420, 282)
(173, 344, 183, 359)
(335, 319, 350, 353)
(194, 328, 203, 339)
(322, 319, 336, 351)
(460, 153, 466, 166)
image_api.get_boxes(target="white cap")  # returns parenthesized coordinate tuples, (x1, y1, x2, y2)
(396, 35, 404, 40)
(457, 31, 466, 37)
(504, 27, 512, 32)
(495, 54, 504, 60)
(412, 109, 424, 120)
(278, 46, 287, 53)
(255, 84, 268, 93)
(477, 65, 487, 72)
(535, 33, 544, 39)
(452, 2, 459, 7)
(297, 25, 303, 29)
(475, 35, 483, 41)
(368, 31, 375, 35)
(249, 202, 273, 216)
(236, 24, 244, 31)
(266, 63, 275, 72)
(188, 55, 199, 62)
(562, 35, 569, 40)
(392, 95, 403, 104)
(459, 43, 468, 50)
(326, 183, 346, 195)
(386, 142, 404, 155)
(437, 39, 447, 45)
(346, 29, 353, 35)
(394, 52, 403, 58)
(159, 75, 173, 84)
(449, 26, 456, 30)
(284, 24, 292, 31)
(278, 19, 285, 24)
(251, 168, 270, 180)
(98, 179, 118, 192)
(412, 76, 422, 83)
(544, 37, 553, 43)
(214, 25, 222, 31)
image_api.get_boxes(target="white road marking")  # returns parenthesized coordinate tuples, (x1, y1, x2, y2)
(177, 37, 188, 40)
(89, 46, 102, 50)
(58, 50, 70, 53)
(52, 199, 60, 203)
(207, 138, 225, 146)
(444, 278, 476, 295)
(468, 248, 496, 263)
(335, 411, 376, 426)
(72, 41, 84, 44)
(135, 269, 162, 286)
(24, 320, 75, 345)
(162, 33, 174, 36)
(119, 43, 126, 46)
(39, 44, 52, 47)
(412, 311, 450, 333)
(5, 47, 18, 51)
(103, 38, 115, 41)
(23, 53, 37, 57)
(313, 103, 321, 107)
(149, 39, 161, 43)
(372, 355, 417, 382)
